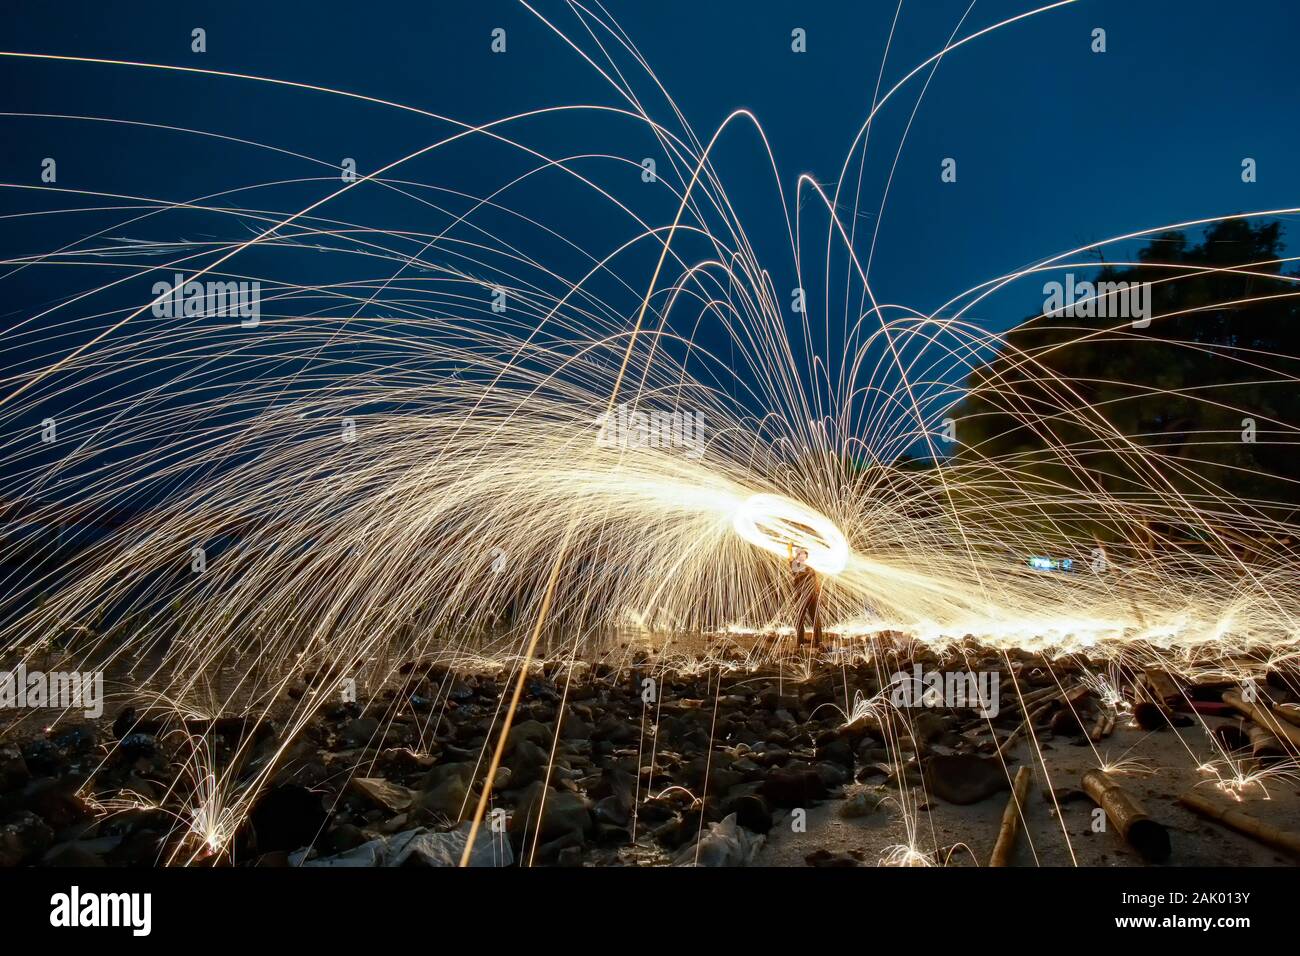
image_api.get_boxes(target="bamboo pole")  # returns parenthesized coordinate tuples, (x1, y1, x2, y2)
(1082, 769, 1170, 862)
(1089, 710, 1116, 742)
(998, 685, 1086, 757)
(1144, 668, 1181, 705)
(1274, 703, 1300, 728)
(1178, 790, 1300, 857)
(989, 765, 1032, 867)
(1222, 691, 1300, 749)
(1002, 682, 1069, 716)
(1132, 700, 1171, 730)
(1247, 722, 1285, 763)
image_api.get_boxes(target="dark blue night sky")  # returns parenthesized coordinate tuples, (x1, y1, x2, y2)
(0, 0, 1297, 428)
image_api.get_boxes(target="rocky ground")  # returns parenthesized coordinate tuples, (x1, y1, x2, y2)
(2, 645, 1299, 867)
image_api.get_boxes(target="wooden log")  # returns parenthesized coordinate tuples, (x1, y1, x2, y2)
(1178, 790, 1300, 857)
(1081, 769, 1170, 862)
(989, 765, 1033, 867)
(1222, 691, 1300, 750)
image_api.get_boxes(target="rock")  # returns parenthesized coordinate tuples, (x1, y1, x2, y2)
(414, 775, 473, 823)
(413, 764, 475, 827)
(924, 754, 1010, 805)
(651, 805, 705, 850)
(419, 761, 476, 790)
(813, 761, 852, 788)
(814, 737, 854, 767)
(0, 811, 55, 866)
(843, 712, 882, 743)
(447, 680, 475, 702)
(106, 829, 164, 866)
(20, 777, 92, 828)
(555, 845, 584, 866)
(800, 689, 835, 712)
(324, 701, 362, 722)
(112, 707, 162, 740)
(509, 782, 592, 847)
(680, 756, 742, 794)
(0, 744, 29, 791)
(376, 748, 436, 776)
(506, 720, 554, 752)
(50, 725, 97, 757)
(593, 715, 636, 745)
(322, 823, 368, 855)
(761, 766, 828, 807)
(525, 678, 560, 703)
(911, 711, 954, 748)
(858, 743, 891, 762)
(379, 722, 415, 747)
(40, 840, 107, 867)
(720, 784, 772, 833)
(264, 737, 327, 788)
(348, 777, 416, 814)
(589, 768, 638, 806)
(840, 788, 888, 818)
(593, 822, 631, 847)
(593, 796, 631, 828)
(116, 733, 157, 763)
(856, 761, 892, 783)
(53, 818, 98, 843)
(248, 784, 329, 852)
(340, 717, 380, 746)
(20, 740, 64, 777)
(751, 744, 791, 768)
(560, 713, 593, 741)
(505, 739, 552, 788)
(534, 829, 585, 864)
(637, 795, 676, 825)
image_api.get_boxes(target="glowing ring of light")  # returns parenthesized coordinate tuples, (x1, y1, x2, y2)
(732, 493, 849, 575)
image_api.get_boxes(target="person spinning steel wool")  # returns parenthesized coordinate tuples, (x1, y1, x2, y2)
(788, 543, 823, 648)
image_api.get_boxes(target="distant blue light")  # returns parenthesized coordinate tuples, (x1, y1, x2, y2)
(1027, 556, 1073, 572)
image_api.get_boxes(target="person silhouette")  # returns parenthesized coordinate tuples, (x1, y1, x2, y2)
(789, 545, 823, 648)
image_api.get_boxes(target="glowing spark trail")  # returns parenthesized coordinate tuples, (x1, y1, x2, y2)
(0, 0, 1298, 868)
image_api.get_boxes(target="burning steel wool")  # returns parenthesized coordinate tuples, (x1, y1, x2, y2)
(0, 0, 1298, 878)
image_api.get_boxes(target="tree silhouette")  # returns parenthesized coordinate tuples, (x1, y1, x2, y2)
(954, 220, 1300, 549)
